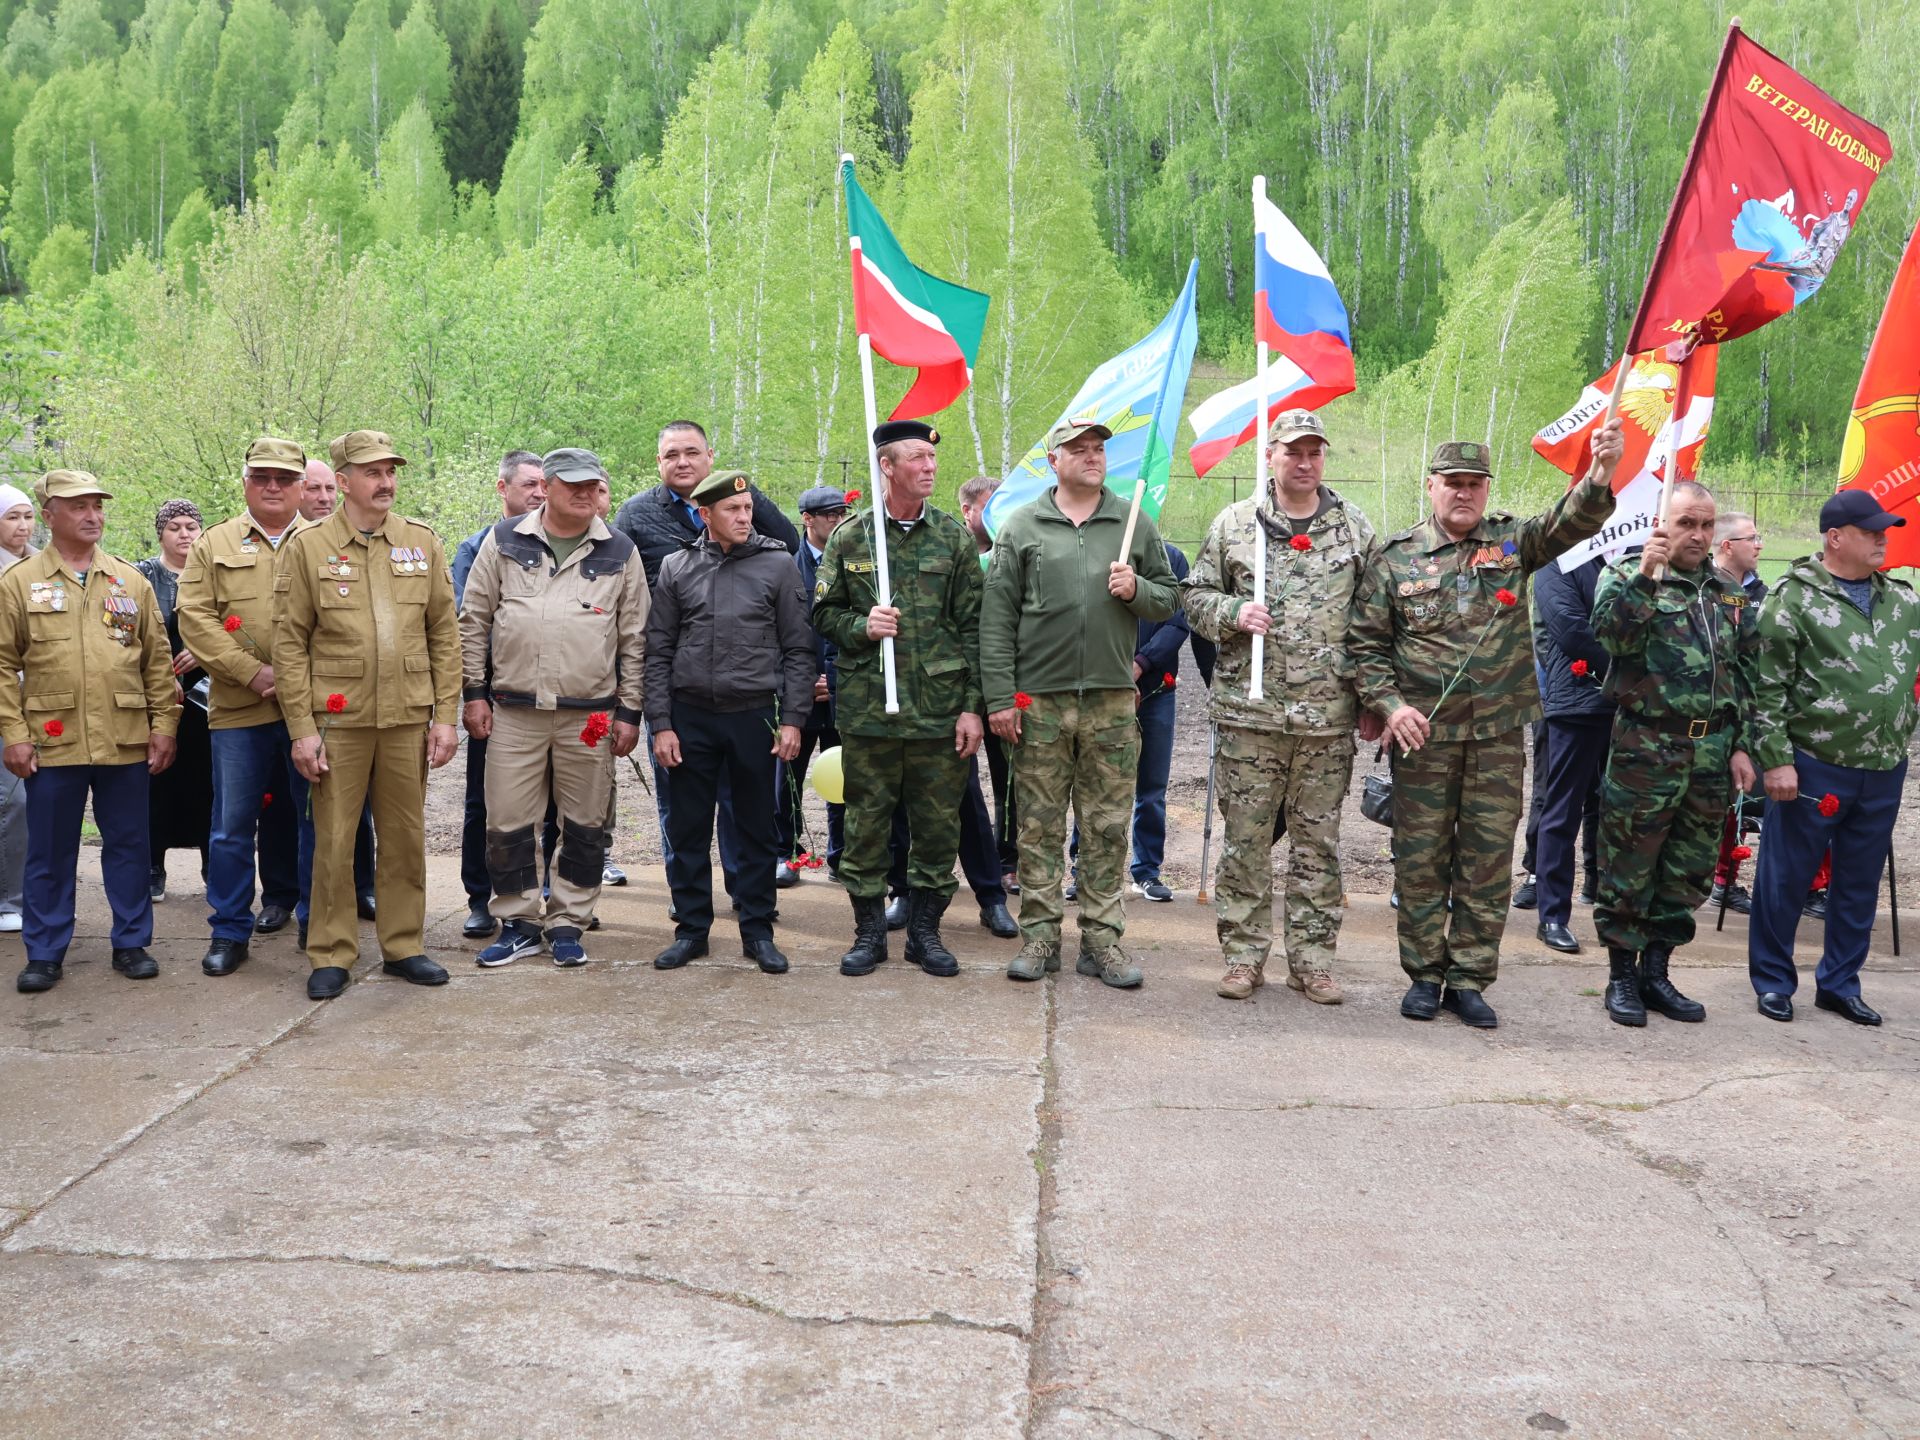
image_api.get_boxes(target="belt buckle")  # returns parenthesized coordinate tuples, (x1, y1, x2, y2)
(1687, 718, 1708, 740)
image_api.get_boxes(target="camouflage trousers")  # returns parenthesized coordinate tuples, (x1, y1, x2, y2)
(840, 734, 968, 901)
(1014, 689, 1138, 947)
(1593, 721, 1731, 952)
(1213, 725, 1354, 974)
(1391, 727, 1527, 991)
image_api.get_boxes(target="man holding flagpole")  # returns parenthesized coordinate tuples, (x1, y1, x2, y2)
(982, 415, 1178, 989)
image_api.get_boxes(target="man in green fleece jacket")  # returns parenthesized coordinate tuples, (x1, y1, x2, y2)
(981, 412, 1179, 987)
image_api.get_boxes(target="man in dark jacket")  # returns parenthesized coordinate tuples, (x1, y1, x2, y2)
(776, 485, 849, 882)
(643, 470, 815, 975)
(1530, 554, 1614, 952)
(614, 421, 798, 909)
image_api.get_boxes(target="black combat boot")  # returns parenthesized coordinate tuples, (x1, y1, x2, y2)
(903, 890, 959, 977)
(840, 895, 890, 977)
(1605, 947, 1646, 1027)
(1638, 942, 1705, 1022)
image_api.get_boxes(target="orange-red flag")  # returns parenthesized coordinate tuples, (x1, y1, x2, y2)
(1839, 217, 1920, 569)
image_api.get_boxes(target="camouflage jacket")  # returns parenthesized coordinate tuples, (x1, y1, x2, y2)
(1748, 554, 1920, 773)
(1349, 475, 1615, 741)
(1182, 485, 1378, 735)
(1590, 559, 1757, 742)
(811, 503, 983, 739)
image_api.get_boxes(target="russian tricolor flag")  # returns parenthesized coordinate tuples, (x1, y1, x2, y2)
(1187, 181, 1356, 478)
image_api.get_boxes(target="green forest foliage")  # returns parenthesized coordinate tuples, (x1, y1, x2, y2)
(0, 0, 1914, 555)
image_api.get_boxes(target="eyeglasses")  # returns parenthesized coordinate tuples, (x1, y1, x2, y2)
(1725, 533, 1759, 544)
(246, 473, 297, 487)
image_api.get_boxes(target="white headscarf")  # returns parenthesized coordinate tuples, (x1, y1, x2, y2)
(0, 484, 31, 517)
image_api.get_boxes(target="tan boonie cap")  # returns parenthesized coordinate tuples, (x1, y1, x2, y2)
(691, 469, 752, 506)
(35, 469, 112, 505)
(328, 430, 407, 468)
(542, 447, 609, 484)
(1428, 440, 1493, 477)
(1046, 411, 1113, 450)
(1268, 408, 1327, 445)
(245, 436, 308, 475)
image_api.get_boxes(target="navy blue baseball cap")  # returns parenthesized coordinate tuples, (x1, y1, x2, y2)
(798, 486, 851, 514)
(1819, 490, 1907, 533)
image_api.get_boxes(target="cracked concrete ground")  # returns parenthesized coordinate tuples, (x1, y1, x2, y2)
(2, 853, 1917, 1437)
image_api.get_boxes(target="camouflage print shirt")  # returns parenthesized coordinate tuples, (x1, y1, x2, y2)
(1590, 559, 1757, 742)
(1182, 484, 1379, 735)
(1349, 476, 1615, 741)
(1748, 554, 1920, 773)
(811, 503, 983, 740)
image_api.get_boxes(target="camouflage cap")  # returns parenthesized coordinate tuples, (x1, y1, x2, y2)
(1428, 439, 1493, 477)
(244, 436, 308, 475)
(35, 468, 112, 504)
(1046, 411, 1113, 450)
(1267, 408, 1328, 445)
(328, 430, 407, 468)
(691, 469, 753, 506)
(541, 447, 609, 484)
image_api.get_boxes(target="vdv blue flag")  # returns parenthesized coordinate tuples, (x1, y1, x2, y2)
(984, 260, 1199, 538)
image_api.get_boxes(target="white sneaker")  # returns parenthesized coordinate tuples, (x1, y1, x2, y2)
(0, 912, 20, 932)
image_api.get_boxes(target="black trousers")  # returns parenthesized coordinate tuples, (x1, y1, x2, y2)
(1521, 720, 1548, 874)
(664, 701, 779, 943)
(983, 733, 1018, 874)
(261, 777, 371, 904)
(888, 755, 1005, 904)
(1535, 716, 1609, 926)
(775, 719, 844, 865)
(462, 733, 557, 903)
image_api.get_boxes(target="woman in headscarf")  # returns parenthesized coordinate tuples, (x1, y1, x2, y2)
(0, 482, 36, 931)
(136, 498, 212, 901)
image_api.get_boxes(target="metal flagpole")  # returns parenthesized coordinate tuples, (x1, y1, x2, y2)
(1249, 175, 1271, 703)
(844, 153, 900, 715)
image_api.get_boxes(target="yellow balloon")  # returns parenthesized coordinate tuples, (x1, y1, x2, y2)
(809, 745, 845, 804)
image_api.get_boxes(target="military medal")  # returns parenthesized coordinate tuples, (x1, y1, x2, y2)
(338, 563, 351, 577)
(339, 584, 351, 596)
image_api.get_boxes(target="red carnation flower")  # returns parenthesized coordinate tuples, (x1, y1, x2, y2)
(1817, 793, 1840, 817)
(223, 615, 243, 633)
(580, 711, 612, 748)
(43, 720, 63, 738)
(1569, 659, 1589, 678)
(1013, 692, 1032, 711)
(1163, 672, 1176, 689)
(262, 793, 273, 807)
(1495, 588, 1518, 606)
(844, 489, 861, 504)
(1288, 534, 1312, 552)
(325, 694, 347, 714)
(1731, 845, 1752, 861)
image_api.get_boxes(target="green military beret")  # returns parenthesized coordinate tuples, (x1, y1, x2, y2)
(1428, 440, 1492, 477)
(691, 469, 753, 506)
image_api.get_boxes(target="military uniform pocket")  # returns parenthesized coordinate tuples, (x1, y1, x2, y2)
(402, 652, 434, 708)
(111, 690, 148, 748)
(312, 654, 368, 716)
(26, 611, 72, 643)
(919, 650, 967, 717)
(25, 690, 78, 748)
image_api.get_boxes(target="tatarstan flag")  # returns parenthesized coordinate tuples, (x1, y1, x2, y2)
(1838, 216, 1920, 569)
(843, 160, 990, 420)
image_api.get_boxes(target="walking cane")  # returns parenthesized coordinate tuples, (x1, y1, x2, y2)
(1196, 723, 1219, 904)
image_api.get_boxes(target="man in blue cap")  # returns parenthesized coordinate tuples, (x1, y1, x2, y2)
(1745, 489, 1920, 1025)
(776, 484, 851, 883)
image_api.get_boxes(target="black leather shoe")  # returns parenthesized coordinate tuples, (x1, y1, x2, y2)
(307, 966, 349, 999)
(775, 862, 799, 890)
(1802, 889, 1828, 920)
(745, 938, 789, 974)
(1400, 979, 1442, 1020)
(1579, 874, 1598, 906)
(1441, 987, 1498, 1028)
(1537, 921, 1580, 954)
(1814, 989, 1881, 1025)
(256, 904, 293, 934)
(111, 947, 158, 979)
(1511, 876, 1537, 910)
(1757, 991, 1794, 1022)
(885, 895, 909, 931)
(1638, 943, 1705, 1022)
(16, 960, 61, 993)
(1063, 878, 1078, 902)
(462, 902, 497, 939)
(1708, 881, 1752, 915)
(979, 900, 1018, 938)
(653, 934, 708, 969)
(356, 892, 378, 921)
(202, 939, 250, 977)
(382, 954, 448, 985)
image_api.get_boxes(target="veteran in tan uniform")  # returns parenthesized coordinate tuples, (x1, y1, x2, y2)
(459, 447, 649, 968)
(0, 470, 179, 993)
(177, 436, 314, 978)
(272, 430, 460, 1000)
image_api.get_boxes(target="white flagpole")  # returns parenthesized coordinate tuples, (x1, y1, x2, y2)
(1249, 175, 1271, 704)
(845, 154, 900, 715)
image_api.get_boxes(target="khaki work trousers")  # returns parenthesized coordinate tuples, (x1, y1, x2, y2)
(307, 724, 428, 969)
(484, 706, 615, 930)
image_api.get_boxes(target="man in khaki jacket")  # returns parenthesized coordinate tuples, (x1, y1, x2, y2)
(459, 448, 648, 966)
(178, 436, 313, 978)
(272, 430, 461, 1000)
(0, 470, 178, 993)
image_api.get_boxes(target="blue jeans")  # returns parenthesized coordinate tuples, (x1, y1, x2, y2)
(25, 762, 151, 962)
(207, 723, 312, 941)
(1749, 749, 1904, 999)
(1129, 689, 1176, 883)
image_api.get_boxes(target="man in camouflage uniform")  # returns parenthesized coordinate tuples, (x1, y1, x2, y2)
(812, 419, 984, 978)
(1589, 482, 1757, 1027)
(1350, 424, 1623, 1028)
(1184, 409, 1380, 1003)
(981, 413, 1179, 988)
(1746, 490, 1920, 1026)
